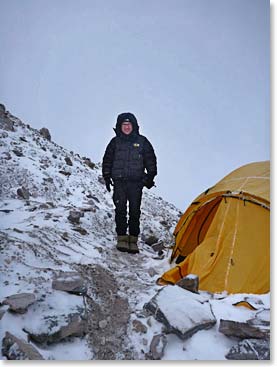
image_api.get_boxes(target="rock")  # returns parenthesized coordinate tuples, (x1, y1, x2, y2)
(148, 334, 167, 360)
(83, 157, 95, 169)
(99, 320, 108, 329)
(2, 332, 44, 360)
(17, 187, 30, 200)
(65, 157, 73, 166)
(143, 338, 148, 346)
(143, 286, 216, 340)
(0, 131, 8, 138)
(144, 235, 159, 246)
(59, 170, 71, 176)
(39, 128, 51, 141)
(0, 104, 15, 132)
(219, 319, 270, 340)
(43, 177, 54, 184)
(147, 267, 158, 277)
(176, 274, 199, 293)
(0, 103, 6, 117)
(225, 339, 270, 360)
(67, 210, 84, 224)
(0, 310, 5, 320)
(132, 319, 147, 334)
(98, 175, 105, 185)
(23, 312, 87, 344)
(72, 226, 88, 235)
(248, 310, 270, 327)
(2, 152, 12, 160)
(38, 203, 50, 210)
(151, 242, 164, 252)
(2, 293, 36, 313)
(86, 194, 100, 203)
(12, 149, 23, 157)
(52, 271, 87, 295)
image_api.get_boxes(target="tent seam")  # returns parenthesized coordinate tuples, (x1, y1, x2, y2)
(224, 200, 240, 290)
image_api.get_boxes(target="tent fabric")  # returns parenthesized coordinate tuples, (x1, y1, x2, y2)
(158, 161, 270, 294)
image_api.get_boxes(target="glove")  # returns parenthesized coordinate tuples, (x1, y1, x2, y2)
(142, 174, 155, 189)
(105, 177, 113, 192)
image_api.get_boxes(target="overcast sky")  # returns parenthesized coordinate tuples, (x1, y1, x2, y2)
(0, 0, 270, 210)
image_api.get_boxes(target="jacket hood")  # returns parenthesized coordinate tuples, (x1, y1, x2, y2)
(114, 112, 140, 136)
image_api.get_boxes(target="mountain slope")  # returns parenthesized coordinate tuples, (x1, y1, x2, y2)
(0, 105, 181, 360)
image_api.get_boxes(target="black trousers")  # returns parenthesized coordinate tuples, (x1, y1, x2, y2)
(112, 180, 143, 236)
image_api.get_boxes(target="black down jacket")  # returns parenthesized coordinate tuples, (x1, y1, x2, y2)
(102, 116, 157, 183)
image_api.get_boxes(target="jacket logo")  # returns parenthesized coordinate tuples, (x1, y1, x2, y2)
(133, 143, 140, 147)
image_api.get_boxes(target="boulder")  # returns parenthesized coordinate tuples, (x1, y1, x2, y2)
(23, 312, 87, 344)
(12, 149, 23, 157)
(52, 272, 87, 295)
(59, 170, 71, 176)
(67, 210, 84, 224)
(65, 157, 73, 166)
(72, 227, 88, 235)
(83, 157, 95, 169)
(219, 319, 270, 340)
(2, 293, 36, 313)
(148, 334, 167, 360)
(39, 128, 51, 141)
(0, 104, 15, 132)
(144, 285, 215, 340)
(2, 332, 44, 360)
(151, 242, 164, 252)
(176, 274, 199, 293)
(0, 103, 6, 117)
(226, 339, 270, 360)
(98, 175, 105, 185)
(144, 235, 159, 246)
(17, 187, 30, 200)
(132, 319, 147, 334)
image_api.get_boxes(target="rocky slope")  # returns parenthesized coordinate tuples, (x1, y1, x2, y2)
(0, 103, 181, 360)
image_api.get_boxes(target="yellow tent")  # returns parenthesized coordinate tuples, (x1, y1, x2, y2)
(158, 161, 270, 294)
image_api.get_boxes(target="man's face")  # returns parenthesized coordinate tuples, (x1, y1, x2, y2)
(121, 121, 133, 135)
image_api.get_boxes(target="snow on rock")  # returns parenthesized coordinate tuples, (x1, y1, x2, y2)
(52, 272, 87, 295)
(23, 312, 87, 345)
(144, 285, 216, 340)
(219, 319, 270, 340)
(176, 274, 199, 293)
(225, 338, 270, 360)
(2, 331, 44, 360)
(2, 293, 36, 314)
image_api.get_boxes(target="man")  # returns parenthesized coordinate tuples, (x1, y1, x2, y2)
(102, 112, 157, 254)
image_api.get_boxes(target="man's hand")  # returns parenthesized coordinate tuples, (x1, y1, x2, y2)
(142, 174, 155, 189)
(105, 177, 114, 192)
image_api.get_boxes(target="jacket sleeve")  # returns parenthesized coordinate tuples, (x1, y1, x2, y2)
(102, 138, 115, 179)
(143, 138, 157, 179)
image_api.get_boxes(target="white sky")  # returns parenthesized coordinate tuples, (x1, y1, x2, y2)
(0, 0, 270, 210)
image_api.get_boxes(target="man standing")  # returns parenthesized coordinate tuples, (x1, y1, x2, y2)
(102, 112, 157, 254)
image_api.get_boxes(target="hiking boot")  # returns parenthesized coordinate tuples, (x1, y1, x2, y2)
(116, 235, 129, 252)
(128, 236, 139, 254)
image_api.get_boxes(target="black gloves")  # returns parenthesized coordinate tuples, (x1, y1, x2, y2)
(105, 177, 113, 192)
(142, 174, 155, 189)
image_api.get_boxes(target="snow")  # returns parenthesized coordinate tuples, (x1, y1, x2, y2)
(0, 110, 271, 364)
(155, 286, 215, 333)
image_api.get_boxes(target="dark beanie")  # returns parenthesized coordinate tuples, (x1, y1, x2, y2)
(117, 112, 137, 126)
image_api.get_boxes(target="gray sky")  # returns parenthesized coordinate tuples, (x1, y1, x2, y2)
(0, 0, 270, 210)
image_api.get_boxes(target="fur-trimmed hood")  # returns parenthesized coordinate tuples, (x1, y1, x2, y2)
(114, 112, 140, 137)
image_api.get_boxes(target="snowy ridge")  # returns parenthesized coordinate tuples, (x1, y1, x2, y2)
(0, 107, 270, 361)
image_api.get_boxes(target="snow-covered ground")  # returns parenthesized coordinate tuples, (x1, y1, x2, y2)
(0, 107, 270, 362)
